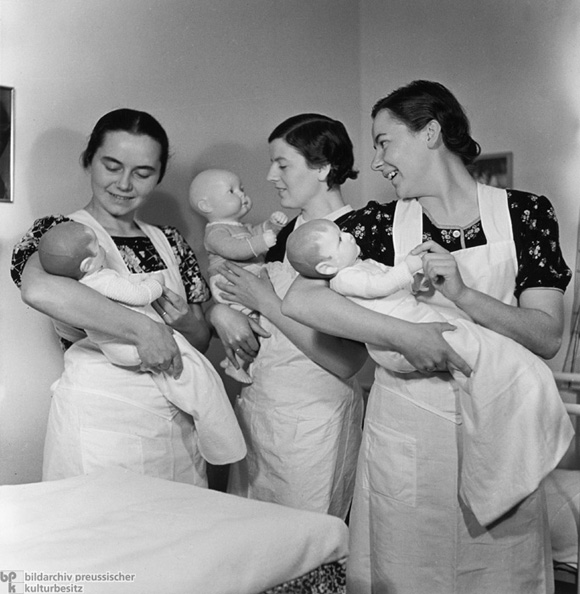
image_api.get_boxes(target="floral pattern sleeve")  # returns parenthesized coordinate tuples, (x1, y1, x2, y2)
(339, 201, 397, 265)
(11, 215, 72, 289)
(508, 190, 572, 298)
(161, 226, 211, 304)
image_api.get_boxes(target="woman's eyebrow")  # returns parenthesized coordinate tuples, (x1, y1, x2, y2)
(102, 156, 156, 171)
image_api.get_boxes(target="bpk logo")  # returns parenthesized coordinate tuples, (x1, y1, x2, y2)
(0, 571, 23, 594)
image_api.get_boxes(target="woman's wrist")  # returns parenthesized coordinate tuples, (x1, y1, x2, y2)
(174, 306, 211, 352)
(450, 285, 478, 314)
(254, 291, 282, 320)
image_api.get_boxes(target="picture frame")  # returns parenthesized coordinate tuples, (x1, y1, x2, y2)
(0, 85, 14, 203)
(468, 151, 513, 189)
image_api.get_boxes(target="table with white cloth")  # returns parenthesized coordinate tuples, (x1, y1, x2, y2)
(0, 468, 349, 594)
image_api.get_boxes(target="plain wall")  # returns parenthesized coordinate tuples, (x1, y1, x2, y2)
(1, 0, 579, 484)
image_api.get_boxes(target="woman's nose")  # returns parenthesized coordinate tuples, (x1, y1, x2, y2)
(371, 149, 384, 172)
(266, 164, 278, 182)
(117, 170, 133, 191)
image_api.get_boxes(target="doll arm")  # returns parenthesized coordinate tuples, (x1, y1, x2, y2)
(330, 256, 422, 299)
(205, 225, 272, 260)
(83, 270, 164, 306)
(263, 211, 289, 233)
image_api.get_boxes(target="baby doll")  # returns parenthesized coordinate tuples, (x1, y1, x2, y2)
(189, 168, 288, 384)
(38, 221, 247, 468)
(285, 218, 573, 526)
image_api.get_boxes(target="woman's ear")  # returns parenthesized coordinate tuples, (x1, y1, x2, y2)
(317, 164, 332, 183)
(425, 120, 442, 147)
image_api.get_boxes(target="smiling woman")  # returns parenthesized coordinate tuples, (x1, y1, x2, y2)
(10, 108, 215, 486)
(282, 80, 572, 594)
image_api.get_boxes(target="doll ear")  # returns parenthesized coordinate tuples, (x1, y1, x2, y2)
(79, 256, 93, 274)
(196, 198, 213, 214)
(315, 260, 338, 277)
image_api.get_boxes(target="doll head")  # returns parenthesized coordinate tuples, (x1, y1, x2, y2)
(189, 169, 251, 223)
(38, 221, 106, 280)
(287, 219, 360, 279)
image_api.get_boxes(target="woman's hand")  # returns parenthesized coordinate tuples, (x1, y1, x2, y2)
(412, 241, 565, 359)
(215, 262, 276, 313)
(206, 303, 270, 367)
(152, 287, 211, 352)
(152, 286, 189, 327)
(134, 319, 184, 378)
(396, 321, 472, 376)
(411, 241, 469, 304)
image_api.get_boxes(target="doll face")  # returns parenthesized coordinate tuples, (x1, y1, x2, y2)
(88, 131, 162, 221)
(267, 139, 325, 211)
(82, 230, 107, 275)
(205, 171, 251, 221)
(316, 223, 360, 272)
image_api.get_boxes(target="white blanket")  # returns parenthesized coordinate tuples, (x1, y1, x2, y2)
(0, 469, 348, 594)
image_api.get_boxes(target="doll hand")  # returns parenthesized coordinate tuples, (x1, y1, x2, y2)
(269, 211, 289, 228)
(263, 229, 277, 248)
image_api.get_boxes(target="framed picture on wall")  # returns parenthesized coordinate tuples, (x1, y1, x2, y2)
(0, 85, 14, 203)
(468, 151, 513, 189)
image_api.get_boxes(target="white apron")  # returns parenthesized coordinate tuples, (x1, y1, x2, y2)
(347, 184, 554, 594)
(42, 210, 207, 486)
(228, 208, 364, 520)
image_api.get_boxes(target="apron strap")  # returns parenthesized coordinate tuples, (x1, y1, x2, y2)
(476, 183, 514, 243)
(392, 199, 423, 265)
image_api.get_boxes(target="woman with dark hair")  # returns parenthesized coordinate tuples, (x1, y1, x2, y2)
(209, 113, 367, 518)
(283, 82, 571, 593)
(11, 108, 214, 484)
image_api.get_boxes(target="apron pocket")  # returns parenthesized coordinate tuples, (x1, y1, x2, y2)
(80, 427, 144, 474)
(362, 420, 417, 507)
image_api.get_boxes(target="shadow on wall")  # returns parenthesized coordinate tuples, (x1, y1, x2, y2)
(27, 128, 89, 220)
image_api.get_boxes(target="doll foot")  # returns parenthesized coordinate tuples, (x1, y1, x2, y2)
(220, 359, 253, 384)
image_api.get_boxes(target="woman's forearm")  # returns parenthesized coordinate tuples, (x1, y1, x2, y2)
(282, 275, 473, 377)
(21, 254, 159, 342)
(258, 291, 368, 379)
(282, 275, 415, 347)
(174, 304, 211, 353)
(22, 254, 184, 375)
(454, 286, 564, 359)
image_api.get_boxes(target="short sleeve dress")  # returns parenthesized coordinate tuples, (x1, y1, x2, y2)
(337, 187, 571, 594)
